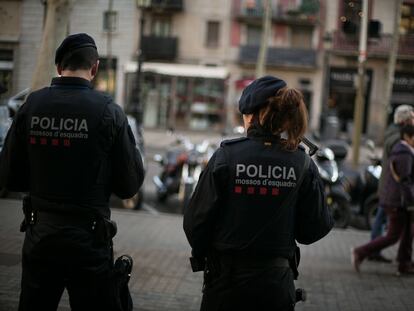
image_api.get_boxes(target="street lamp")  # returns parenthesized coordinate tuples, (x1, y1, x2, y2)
(131, 0, 151, 125)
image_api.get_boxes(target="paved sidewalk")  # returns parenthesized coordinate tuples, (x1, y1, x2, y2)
(1, 199, 413, 311)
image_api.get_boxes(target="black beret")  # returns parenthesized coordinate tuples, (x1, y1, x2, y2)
(238, 76, 287, 114)
(55, 33, 97, 65)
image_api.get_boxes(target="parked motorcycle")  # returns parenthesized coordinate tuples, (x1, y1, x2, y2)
(314, 143, 352, 228)
(153, 133, 216, 213)
(340, 140, 381, 230)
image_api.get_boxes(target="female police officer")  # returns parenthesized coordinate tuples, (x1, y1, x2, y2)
(183, 76, 333, 311)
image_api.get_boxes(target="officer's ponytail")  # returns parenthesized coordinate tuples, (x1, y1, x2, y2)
(250, 87, 308, 150)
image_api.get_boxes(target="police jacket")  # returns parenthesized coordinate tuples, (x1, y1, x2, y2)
(0, 77, 144, 218)
(183, 132, 333, 259)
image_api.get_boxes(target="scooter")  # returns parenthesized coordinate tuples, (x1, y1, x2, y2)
(153, 133, 215, 212)
(340, 140, 381, 230)
(314, 145, 352, 228)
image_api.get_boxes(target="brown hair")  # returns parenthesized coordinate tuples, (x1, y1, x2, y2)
(250, 87, 308, 150)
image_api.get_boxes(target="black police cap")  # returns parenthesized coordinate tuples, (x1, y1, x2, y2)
(55, 33, 97, 65)
(238, 76, 287, 114)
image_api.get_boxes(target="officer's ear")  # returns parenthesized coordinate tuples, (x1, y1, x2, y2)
(91, 60, 100, 79)
(57, 65, 63, 76)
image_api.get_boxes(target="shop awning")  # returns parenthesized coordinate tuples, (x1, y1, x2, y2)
(124, 62, 229, 79)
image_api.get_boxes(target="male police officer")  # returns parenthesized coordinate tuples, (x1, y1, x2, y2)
(0, 33, 144, 310)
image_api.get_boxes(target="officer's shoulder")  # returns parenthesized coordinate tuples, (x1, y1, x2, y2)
(220, 137, 249, 147)
(101, 97, 127, 124)
(25, 87, 48, 102)
(91, 90, 114, 105)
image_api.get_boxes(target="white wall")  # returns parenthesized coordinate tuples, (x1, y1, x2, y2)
(372, 0, 395, 34)
(325, 0, 339, 34)
(175, 0, 232, 65)
(15, 0, 43, 92)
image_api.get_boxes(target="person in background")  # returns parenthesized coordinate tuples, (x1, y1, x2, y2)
(368, 105, 414, 263)
(352, 124, 414, 276)
(184, 76, 333, 311)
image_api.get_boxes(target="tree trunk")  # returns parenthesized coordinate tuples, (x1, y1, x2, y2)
(382, 0, 402, 134)
(31, 0, 74, 91)
(255, 0, 272, 78)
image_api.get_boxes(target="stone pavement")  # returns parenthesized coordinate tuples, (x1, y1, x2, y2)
(1, 199, 414, 311)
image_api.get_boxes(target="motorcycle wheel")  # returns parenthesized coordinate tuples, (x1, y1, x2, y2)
(328, 196, 350, 229)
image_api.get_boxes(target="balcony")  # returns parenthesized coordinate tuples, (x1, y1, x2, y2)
(239, 45, 317, 69)
(332, 31, 414, 59)
(141, 36, 178, 61)
(233, 0, 318, 26)
(145, 0, 183, 12)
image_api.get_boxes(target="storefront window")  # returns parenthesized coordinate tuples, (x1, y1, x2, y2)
(0, 49, 14, 102)
(190, 78, 224, 130)
(136, 71, 226, 130)
(176, 77, 191, 127)
(326, 68, 372, 137)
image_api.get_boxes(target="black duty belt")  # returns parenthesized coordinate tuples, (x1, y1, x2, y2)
(36, 210, 98, 231)
(218, 254, 290, 268)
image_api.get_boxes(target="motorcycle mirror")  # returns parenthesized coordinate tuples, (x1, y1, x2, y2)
(153, 154, 163, 164)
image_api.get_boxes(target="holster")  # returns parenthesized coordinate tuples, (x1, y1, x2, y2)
(20, 196, 35, 232)
(103, 218, 118, 240)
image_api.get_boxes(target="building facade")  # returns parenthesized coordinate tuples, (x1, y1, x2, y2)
(2, 0, 413, 140)
(127, 0, 325, 132)
(324, 0, 414, 140)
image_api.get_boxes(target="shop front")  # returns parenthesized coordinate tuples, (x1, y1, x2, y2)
(323, 67, 372, 139)
(124, 62, 228, 131)
(388, 72, 414, 124)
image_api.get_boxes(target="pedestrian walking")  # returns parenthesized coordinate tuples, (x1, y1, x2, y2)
(368, 105, 414, 263)
(183, 76, 334, 311)
(352, 124, 414, 276)
(0, 33, 144, 310)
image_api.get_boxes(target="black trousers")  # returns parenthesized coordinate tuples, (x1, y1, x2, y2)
(18, 222, 114, 311)
(200, 257, 296, 311)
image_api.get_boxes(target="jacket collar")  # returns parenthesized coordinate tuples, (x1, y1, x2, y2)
(247, 127, 281, 143)
(51, 76, 93, 89)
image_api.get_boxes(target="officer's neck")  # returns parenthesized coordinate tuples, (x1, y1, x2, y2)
(60, 70, 94, 82)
